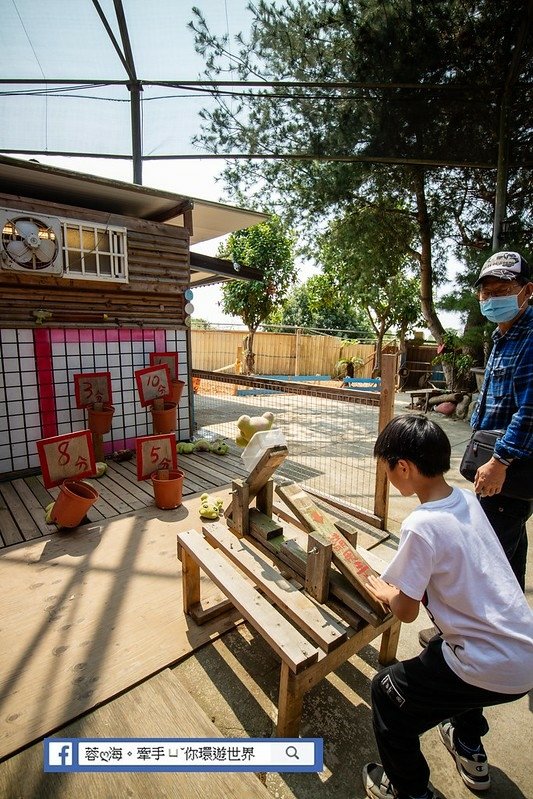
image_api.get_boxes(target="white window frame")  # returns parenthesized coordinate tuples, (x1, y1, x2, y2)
(62, 219, 128, 283)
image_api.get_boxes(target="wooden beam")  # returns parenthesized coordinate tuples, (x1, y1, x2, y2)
(147, 199, 194, 223)
(225, 446, 288, 519)
(201, 521, 348, 652)
(177, 529, 319, 673)
(248, 508, 283, 541)
(305, 532, 332, 604)
(276, 484, 388, 619)
(373, 352, 398, 523)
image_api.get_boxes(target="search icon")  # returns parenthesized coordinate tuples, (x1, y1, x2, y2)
(285, 745, 299, 760)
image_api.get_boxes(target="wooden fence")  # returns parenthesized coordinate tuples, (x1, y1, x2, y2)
(191, 329, 377, 377)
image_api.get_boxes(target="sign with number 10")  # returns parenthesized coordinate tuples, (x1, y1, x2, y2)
(149, 352, 179, 382)
(135, 364, 171, 407)
(74, 372, 112, 408)
(37, 430, 96, 488)
(136, 434, 177, 480)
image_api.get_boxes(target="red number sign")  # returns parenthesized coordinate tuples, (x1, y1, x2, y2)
(150, 351, 179, 382)
(135, 364, 171, 407)
(136, 434, 177, 480)
(37, 430, 97, 488)
(74, 372, 112, 408)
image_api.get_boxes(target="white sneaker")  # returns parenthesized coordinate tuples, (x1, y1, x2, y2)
(438, 720, 490, 791)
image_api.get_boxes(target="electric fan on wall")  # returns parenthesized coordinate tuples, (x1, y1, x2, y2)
(0, 209, 63, 274)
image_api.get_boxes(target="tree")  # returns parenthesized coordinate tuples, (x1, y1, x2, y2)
(219, 216, 297, 373)
(190, 1, 531, 357)
(266, 273, 373, 337)
(319, 208, 422, 373)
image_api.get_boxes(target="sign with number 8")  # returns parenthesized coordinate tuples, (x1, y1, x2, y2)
(37, 430, 96, 488)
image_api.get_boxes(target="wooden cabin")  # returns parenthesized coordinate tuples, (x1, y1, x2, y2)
(0, 155, 266, 479)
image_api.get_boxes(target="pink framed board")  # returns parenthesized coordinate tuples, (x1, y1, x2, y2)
(134, 364, 171, 407)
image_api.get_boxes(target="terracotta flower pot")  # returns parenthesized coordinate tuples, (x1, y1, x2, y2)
(87, 403, 115, 435)
(51, 480, 99, 528)
(169, 379, 185, 404)
(151, 468, 184, 509)
(150, 401, 177, 434)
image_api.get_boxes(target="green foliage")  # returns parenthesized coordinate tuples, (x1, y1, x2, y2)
(265, 273, 373, 336)
(190, 317, 212, 329)
(219, 216, 297, 332)
(190, 1, 532, 350)
(432, 331, 475, 390)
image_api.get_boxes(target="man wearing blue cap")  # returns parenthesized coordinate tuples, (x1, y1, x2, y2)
(419, 251, 533, 647)
(469, 251, 532, 589)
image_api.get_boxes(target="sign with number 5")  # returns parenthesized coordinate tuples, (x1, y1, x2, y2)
(37, 430, 96, 488)
(73, 372, 112, 408)
(136, 434, 177, 480)
(135, 364, 171, 407)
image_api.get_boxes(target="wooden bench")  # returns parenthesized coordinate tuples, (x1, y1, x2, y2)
(407, 387, 442, 413)
(342, 376, 381, 391)
(178, 525, 400, 737)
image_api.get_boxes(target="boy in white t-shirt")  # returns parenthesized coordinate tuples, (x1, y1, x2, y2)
(362, 415, 533, 799)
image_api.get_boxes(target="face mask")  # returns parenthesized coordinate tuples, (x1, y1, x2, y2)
(479, 294, 524, 323)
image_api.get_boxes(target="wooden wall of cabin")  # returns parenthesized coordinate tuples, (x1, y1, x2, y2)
(0, 193, 193, 478)
(0, 192, 190, 328)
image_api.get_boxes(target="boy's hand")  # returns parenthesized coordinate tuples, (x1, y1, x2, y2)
(366, 574, 395, 607)
(367, 575, 420, 623)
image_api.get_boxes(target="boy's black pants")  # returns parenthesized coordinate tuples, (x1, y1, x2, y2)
(371, 637, 526, 798)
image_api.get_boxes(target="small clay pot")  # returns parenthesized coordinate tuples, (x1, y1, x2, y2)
(87, 403, 115, 435)
(150, 402, 177, 434)
(52, 480, 99, 528)
(169, 379, 185, 404)
(151, 468, 184, 509)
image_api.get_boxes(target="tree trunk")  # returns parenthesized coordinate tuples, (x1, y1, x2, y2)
(243, 329, 257, 375)
(412, 167, 454, 388)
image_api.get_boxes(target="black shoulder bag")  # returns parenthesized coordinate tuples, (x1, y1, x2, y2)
(459, 376, 533, 501)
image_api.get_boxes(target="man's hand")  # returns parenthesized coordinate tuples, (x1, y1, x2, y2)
(474, 457, 508, 497)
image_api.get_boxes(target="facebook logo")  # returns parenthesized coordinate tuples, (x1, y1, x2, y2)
(46, 741, 73, 768)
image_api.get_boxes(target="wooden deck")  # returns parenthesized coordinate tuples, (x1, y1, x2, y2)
(0, 449, 249, 550)
(0, 445, 387, 552)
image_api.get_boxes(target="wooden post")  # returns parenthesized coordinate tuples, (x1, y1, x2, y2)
(181, 548, 201, 615)
(92, 433, 104, 463)
(379, 619, 401, 664)
(295, 328, 301, 376)
(277, 662, 304, 737)
(256, 478, 274, 517)
(231, 479, 249, 536)
(305, 531, 332, 603)
(373, 352, 398, 527)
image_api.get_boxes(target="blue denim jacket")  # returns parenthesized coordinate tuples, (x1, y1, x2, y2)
(470, 306, 533, 460)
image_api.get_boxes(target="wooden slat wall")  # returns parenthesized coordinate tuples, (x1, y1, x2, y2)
(191, 329, 376, 377)
(0, 193, 189, 328)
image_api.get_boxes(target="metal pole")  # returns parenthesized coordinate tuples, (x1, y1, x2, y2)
(492, 93, 510, 252)
(130, 81, 143, 185)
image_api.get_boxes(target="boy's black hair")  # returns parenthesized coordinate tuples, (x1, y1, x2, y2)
(374, 415, 451, 477)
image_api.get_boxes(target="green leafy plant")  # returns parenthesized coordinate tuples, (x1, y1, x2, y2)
(432, 331, 474, 391)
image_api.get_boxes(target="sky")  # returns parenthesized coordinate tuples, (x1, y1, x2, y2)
(5, 0, 462, 335)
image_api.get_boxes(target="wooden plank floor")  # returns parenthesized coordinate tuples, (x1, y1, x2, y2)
(0, 443, 386, 551)
(0, 449, 249, 551)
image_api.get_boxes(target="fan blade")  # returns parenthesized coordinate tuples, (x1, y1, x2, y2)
(6, 240, 33, 263)
(14, 219, 40, 239)
(34, 239, 57, 263)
